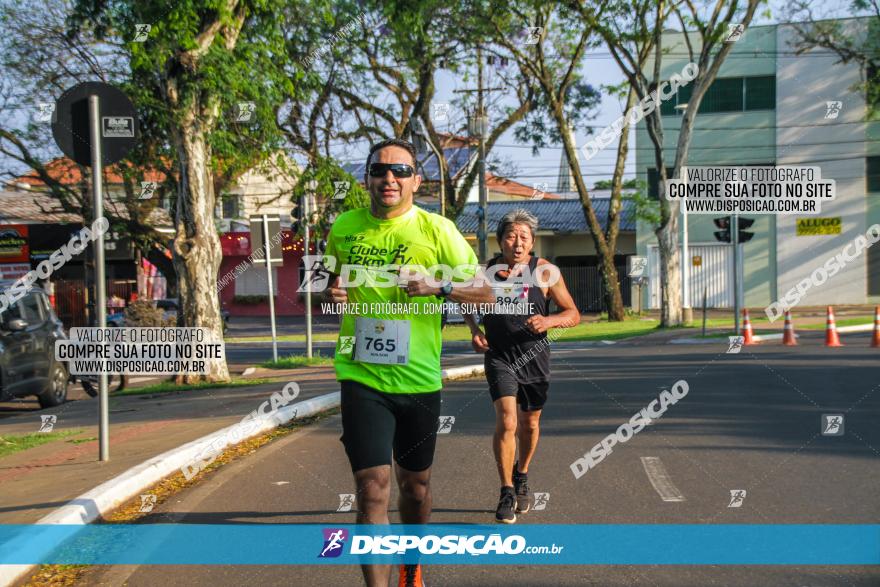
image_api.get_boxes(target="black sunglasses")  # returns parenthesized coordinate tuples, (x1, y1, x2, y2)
(368, 163, 415, 178)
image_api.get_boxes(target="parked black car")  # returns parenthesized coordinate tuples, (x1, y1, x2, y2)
(0, 288, 69, 408)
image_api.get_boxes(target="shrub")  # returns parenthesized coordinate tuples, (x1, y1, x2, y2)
(124, 300, 175, 327)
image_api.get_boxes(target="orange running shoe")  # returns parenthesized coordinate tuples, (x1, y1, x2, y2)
(398, 563, 425, 587)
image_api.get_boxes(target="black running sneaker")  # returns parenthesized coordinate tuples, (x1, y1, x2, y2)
(513, 465, 530, 514)
(495, 486, 517, 524)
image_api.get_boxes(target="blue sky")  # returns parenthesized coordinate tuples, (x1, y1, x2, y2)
(0, 0, 863, 194)
(333, 0, 864, 193)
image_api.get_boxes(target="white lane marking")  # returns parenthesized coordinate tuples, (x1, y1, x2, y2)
(640, 456, 686, 502)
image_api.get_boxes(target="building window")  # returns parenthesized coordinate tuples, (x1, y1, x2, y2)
(745, 76, 775, 110)
(868, 157, 880, 193)
(234, 263, 278, 296)
(661, 75, 776, 115)
(159, 191, 173, 212)
(647, 167, 676, 200)
(222, 195, 241, 219)
(869, 157, 880, 296)
(870, 246, 880, 296)
(867, 63, 879, 115)
(700, 77, 743, 113)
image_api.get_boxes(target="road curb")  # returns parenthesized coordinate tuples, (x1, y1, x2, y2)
(442, 364, 485, 380)
(670, 323, 874, 345)
(670, 332, 794, 345)
(835, 324, 874, 334)
(0, 363, 486, 587)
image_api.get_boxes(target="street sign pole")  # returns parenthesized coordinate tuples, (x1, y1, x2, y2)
(88, 94, 110, 462)
(53, 81, 138, 463)
(303, 194, 312, 359)
(682, 205, 692, 324)
(733, 213, 740, 336)
(262, 214, 278, 362)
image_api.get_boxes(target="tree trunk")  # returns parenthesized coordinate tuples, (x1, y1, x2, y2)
(600, 255, 625, 320)
(551, 99, 626, 321)
(656, 219, 682, 327)
(171, 110, 229, 383)
(602, 86, 637, 321)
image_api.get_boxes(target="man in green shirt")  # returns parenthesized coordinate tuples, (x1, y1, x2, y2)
(322, 138, 493, 587)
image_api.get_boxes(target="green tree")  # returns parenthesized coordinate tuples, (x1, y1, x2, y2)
(289, 156, 370, 243)
(578, 0, 762, 326)
(0, 0, 170, 294)
(478, 0, 631, 319)
(787, 1, 880, 119)
(72, 0, 292, 382)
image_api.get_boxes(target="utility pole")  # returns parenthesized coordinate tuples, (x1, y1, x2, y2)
(477, 46, 488, 263)
(408, 118, 445, 218)
(453, 47, 503, 264)
(88, 94, 109, 462)
(733, 213, 740, 335)
(304, 185, 314, 359)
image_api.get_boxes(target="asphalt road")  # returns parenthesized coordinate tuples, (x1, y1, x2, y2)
(70, 331, 880, 586)
(0, 344, 478, 418)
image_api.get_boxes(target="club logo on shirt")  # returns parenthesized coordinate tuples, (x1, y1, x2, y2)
(346, 242, 413, 266)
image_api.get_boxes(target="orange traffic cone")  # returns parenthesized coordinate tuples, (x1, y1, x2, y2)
(871, 306, 880, 348)
(742, 309, 756, 345)
(824, 306, 843, 347)
(782, 311, 797, 346)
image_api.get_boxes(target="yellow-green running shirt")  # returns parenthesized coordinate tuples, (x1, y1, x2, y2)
(323, 205, 478, 393)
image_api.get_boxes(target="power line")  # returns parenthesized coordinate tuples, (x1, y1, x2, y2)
(501, 140, 880, 160)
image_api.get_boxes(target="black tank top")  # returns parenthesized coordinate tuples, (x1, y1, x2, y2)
(483, 254, 551, 382)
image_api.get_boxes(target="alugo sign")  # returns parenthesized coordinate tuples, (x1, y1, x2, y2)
(796, 217, 841, 236)
(52, 81, 138, 166)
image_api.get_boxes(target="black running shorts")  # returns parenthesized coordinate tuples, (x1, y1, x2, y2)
(339, 380, 442, 473)
(485, 353, 549, 412)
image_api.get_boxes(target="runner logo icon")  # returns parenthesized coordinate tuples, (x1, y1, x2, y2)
(338, 336, 355, 355)
(133, 23, 151, 42)
(319, 528, 348, 558)
(727, 336, 744, 354)
(333, 181, 350, 199)
(821, 414, 844, 436)
(824, 101, 843, 119)
(533, 492, 549, 511)
(139, 494, 157, 513)
(337, 494, 355, 512)
(725, 23, 745, 42)
(728, 489, 746, 508)
(297, 255, 332, 293)
(39, 415, 57, 432)
(437, 416, 455, 434)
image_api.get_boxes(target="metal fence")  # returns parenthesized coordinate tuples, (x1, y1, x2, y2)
(556, 265, 632, 313)
(53, 278, 134, 329)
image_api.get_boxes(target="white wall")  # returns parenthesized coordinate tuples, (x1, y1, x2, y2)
(774, 23, 869, 306)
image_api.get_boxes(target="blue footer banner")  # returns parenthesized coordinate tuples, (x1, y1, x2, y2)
(1, 524, 878, 565)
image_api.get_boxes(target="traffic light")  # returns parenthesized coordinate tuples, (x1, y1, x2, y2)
(713, 216, 731, 243)
(714, 216, 755, 243)
(737, 217, 755, 243)
(291, 201, 302, 233)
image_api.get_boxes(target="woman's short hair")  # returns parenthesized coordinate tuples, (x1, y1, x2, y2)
(496, 208, 539, 243)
